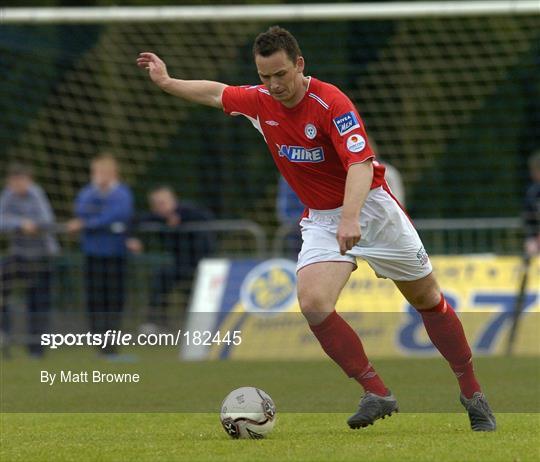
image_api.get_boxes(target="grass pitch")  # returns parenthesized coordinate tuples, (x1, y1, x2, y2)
(1, 353, 539, 461)
(2, 412, 539, 462)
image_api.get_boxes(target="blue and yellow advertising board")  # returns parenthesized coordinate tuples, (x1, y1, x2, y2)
(183, 256, 539, 360)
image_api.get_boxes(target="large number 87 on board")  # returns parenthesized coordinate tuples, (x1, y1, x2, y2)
(398, 293, 538, 353)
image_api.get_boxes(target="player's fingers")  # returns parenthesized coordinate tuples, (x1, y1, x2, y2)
(343, 235, 360, 253)
(338, 237, 348, 255)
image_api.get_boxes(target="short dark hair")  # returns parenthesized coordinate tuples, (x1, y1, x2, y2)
(7, 162, 32, 178)
(253, 26, 302, 63)
(149, 185, 177, 198)
(529, 150, 540, 171)
(91, 152, 118, 167)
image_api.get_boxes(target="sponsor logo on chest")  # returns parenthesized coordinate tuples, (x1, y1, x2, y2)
(278, 145, 325, 163)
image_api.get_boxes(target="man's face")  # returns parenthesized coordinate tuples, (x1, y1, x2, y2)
(149, 190, 177, 217)
(531, 165, 540, 183)
(7, 174, 32, 196)
(91, 160, 117, 189)
(255, 50, 304, 105)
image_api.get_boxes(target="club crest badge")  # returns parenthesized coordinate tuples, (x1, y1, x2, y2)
(304, 123, 317, 140)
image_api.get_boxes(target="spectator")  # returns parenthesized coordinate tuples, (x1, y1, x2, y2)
(524, 151, 540, 257)
(275, 158, 404, 258)
(0, 163, 59, 357)
(127, 186, 215, 330)
(369, 139, 406, 206)
(381, 161, 406, 207)
(276, 175, 305, 257)
(67, 154, 133, 356)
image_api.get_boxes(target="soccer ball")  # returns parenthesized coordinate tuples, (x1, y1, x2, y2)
(220, 387, 276, 439)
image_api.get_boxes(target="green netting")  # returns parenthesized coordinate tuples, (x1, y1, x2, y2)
(1, 13, 539, 248)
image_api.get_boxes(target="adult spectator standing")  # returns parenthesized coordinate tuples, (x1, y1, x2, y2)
(368, 139, 406, 207)
(380, 161, 405, 207)
(275, 145, 404, 258)
(67, 154, 133, 356)
(127, 186, 214, 331)
(0, 163, 59, 357)
(524, 151, 540, 257)
(276, 175, 305, 257)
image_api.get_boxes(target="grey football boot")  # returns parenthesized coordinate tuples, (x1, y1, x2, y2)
(460, 392, 497, 431)
(347, 391, 399, 429)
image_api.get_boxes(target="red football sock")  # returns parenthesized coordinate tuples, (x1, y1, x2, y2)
(309, 310, 388, 396)
(419, 295, 481, 398)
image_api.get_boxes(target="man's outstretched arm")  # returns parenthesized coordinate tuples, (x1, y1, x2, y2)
(137, 52, 227, 109)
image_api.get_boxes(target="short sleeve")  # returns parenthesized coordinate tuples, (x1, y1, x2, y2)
(328, 93, 375, 170)
(221, 85, 260, 119)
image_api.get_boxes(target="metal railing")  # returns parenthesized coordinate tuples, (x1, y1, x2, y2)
(414, 217, 523, 255)
(0, 218, 268, 258)
(272, 217, 524, 256)
(135, 219, 267, 258)
(1, 216, 524, 257)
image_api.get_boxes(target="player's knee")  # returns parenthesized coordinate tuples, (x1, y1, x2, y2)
(297, 289, 330, 314)
(298, 293, 333, 325)
(410, 289, 442, 311)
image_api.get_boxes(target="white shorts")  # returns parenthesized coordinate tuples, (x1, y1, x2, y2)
(297, 186, 432, 281)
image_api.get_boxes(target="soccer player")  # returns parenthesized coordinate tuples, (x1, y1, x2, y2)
(137, 26, 496, 431)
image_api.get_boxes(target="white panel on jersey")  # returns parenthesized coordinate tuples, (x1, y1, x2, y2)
(230, 112, 267, 141)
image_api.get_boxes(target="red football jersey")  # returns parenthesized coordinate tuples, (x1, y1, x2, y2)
(222, 77, 386, 210)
